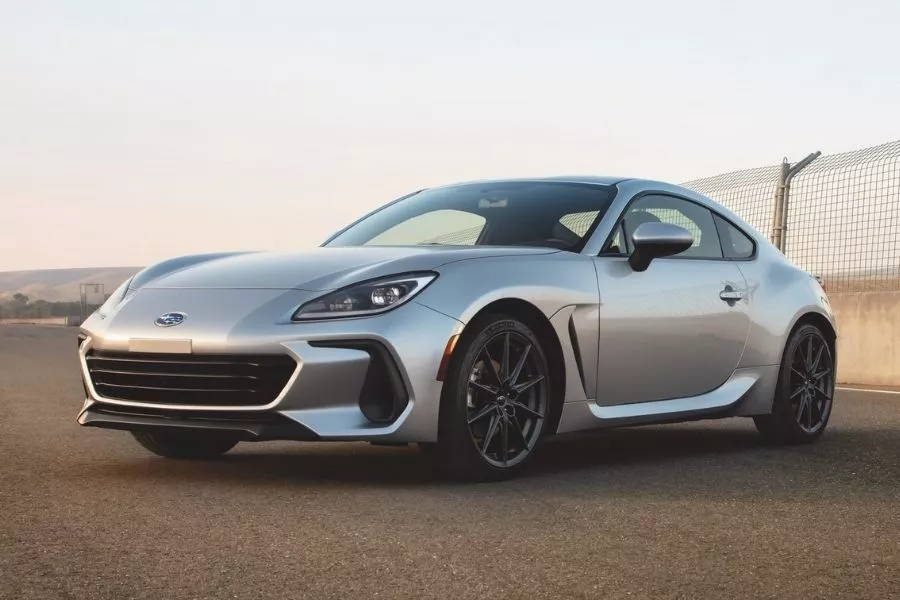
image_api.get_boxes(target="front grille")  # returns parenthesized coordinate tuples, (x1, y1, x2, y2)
(85, 350, 296, 407)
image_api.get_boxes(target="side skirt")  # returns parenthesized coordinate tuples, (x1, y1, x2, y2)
(555, 365, 779, 433)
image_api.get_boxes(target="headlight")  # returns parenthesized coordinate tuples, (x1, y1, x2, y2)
(292, 272, 437, 321)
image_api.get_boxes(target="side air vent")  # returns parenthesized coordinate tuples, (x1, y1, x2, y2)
(309, 340, 409, 424)
(568, 316, 586, 390)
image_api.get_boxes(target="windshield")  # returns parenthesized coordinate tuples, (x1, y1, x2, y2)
(324, 181, 617, 251)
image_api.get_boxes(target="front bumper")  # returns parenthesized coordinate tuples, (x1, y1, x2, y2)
(78, 403, 320, 441)
(77, 293, 463, 443)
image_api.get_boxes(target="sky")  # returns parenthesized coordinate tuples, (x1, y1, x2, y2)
(2, 0, 899, 271)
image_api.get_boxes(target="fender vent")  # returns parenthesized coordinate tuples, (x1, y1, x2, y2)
(568, 316, 586, 390)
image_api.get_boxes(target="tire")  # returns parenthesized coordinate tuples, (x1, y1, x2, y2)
(754, 323, 835, 445)
(131, 430, 239, 459)
(433, 314, 553, 481)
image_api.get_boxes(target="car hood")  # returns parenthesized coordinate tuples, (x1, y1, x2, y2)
(141, 246, 559, 292)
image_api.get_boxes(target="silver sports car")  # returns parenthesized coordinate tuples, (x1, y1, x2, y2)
(77, 176, 837, 480)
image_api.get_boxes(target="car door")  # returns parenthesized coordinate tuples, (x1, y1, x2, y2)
(593, 193, 751, 405)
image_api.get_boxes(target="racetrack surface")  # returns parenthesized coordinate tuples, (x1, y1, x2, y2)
(1, 325, 898, 599)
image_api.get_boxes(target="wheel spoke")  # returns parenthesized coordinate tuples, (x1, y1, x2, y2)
(805, 336, 814, 371)
(467, 403, 497, 425)
(510, 400, 544, 420)
(512, 375, 545, 394)
(790, 384, 805, 399)
(469, 380, 499, 397)
(806, 396, 814, 429)
(500, 415, 509, 466)
(481, 414, 500, 456)
(796, 395, 808, 422)
(509, 344, 532, 387)
(512, 416, 531, 452)
(501, 333, 511, 382)
(791, 367, 806, 380)
(481, 347, 503, 386)
(813, 386, 833, 402)
(810, 395, 822, 424)
(811, 368, 831, 382)
(810, 344, 824, 374)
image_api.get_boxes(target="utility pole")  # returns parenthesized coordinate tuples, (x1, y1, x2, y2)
(771, 151, 821, 253)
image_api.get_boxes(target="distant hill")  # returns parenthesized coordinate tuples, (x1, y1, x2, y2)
(0, 267, 142, 302)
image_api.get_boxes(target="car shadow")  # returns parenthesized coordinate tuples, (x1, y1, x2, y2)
(80, 420, 899, 498)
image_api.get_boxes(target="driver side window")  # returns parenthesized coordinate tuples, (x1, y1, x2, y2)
(610, 194, 723, 259)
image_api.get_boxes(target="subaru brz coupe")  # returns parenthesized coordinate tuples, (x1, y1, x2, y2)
(77, 177, 837, 480)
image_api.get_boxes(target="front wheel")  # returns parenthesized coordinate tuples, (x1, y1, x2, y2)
(433, 314, 552, 481)
(131, 430, 239, 459)
(754, 323, 835, 445)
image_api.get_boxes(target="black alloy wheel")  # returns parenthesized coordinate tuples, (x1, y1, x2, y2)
(755, 323, 835, 444)
(434, 315, 551, 480)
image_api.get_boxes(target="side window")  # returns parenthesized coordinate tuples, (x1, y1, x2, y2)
(714, 214, 755, 259)
(621, 195, 723, 259)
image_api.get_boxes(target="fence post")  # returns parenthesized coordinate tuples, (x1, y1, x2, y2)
(770, 159, 790, 250)
(781, 151, 821, 255)
(770, 151, 821, 253)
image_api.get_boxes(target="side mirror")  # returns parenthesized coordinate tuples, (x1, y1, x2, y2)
(628, 222, 693, 272)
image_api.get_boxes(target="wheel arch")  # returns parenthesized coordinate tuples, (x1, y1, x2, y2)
(778, 309, 838, 376)
(787, 310, 837, 353)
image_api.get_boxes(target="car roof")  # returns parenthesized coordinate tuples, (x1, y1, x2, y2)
(534, 175, 633, 185)
(430, 175, 632, 188)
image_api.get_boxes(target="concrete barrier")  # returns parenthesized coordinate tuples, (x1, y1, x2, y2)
(0, 317, 71, 326)
(829, 291, 900, 387)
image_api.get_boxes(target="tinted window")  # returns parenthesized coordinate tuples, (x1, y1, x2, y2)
(714, 214, 755, 259)
(621, 195, 723, 259)
(326, 182, 616, 251)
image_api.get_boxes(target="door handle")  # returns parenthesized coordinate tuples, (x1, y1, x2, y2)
(719, 285, 744, 303)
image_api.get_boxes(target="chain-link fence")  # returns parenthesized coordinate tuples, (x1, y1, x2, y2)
(682, 164, 781, 240)
(683, 139, 900, 292)
(419, 141, 900, 293)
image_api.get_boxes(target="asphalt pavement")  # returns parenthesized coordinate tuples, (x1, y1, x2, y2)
(1, 325, 898, 599)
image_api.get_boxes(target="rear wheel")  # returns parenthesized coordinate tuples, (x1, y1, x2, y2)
(433, 314, 552, 481)
(131, 430, 239, 459)
(754, 323, 835, 444)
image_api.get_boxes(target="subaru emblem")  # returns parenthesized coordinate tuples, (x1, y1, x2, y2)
(155, 312, 187, 327)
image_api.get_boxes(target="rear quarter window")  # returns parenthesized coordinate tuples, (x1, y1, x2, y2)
(714, 215, 756, 259)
